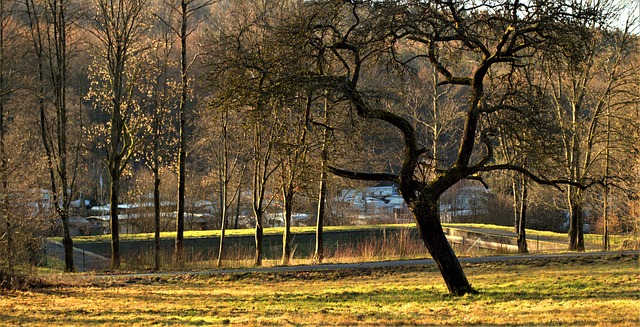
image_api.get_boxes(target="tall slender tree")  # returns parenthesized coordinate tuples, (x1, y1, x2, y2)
(89, 0, 149, 268)
(24, 0, 86, 272)
(157, 0, 214, 267)
(313, 94, 330, 263)
(278, 92, 312, 265)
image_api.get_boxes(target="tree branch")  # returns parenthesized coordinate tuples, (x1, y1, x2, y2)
(471, 164, 603, 191)
(327, 166, 399, 184)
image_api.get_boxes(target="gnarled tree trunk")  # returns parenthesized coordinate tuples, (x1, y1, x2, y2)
(412, 194, 476, 296)
(568, 187, 585, 251)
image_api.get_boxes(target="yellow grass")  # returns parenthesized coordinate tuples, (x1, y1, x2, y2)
(1, 255, 638, 326)
(63, 224, 415, 243)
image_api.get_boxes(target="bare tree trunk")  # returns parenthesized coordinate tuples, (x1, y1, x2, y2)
(175, 0, 189, 268)
(0, 168, 10, 273)
(217, 112, 227, 268)
(93, 0, 148, 270)
(569, 195, 585, 252)
(26, 0, 74, 272)
(314, 96, 329, 263)
(60, 210, 75, 270)
(4, 219, 9, 273)
(54, 0, 74, 273)
(314, 166, 326, 263)
(254, 212, 263, 266)
(153, 167, 160, 270)
(109, 171, 121, 268)
(234, 185, 241, 229)
(516, 176, 528, 254)
(603, 107, 611, 251)
(603, 184, 609, 251)
(413, 195, 476, 296)
(217, 155, 227, 267)
(281, 189, 293, 265)
(0, 0, 8, 273)
(108, 100, 123, 269)
(568, 187, 585, 251)
(217, 204, 227, 267)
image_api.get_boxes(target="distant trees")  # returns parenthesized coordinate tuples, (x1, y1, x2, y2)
(540, 1, 639, 251)
(193, 89, 248, 267)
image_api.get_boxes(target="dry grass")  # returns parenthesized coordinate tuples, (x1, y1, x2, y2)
(87, 226, 508, 271)
(1, 254, 638, 326)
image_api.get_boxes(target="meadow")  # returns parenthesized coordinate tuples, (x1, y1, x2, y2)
(1, 254, 638, 326)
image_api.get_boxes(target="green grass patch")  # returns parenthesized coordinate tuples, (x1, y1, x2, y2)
(58, 222, 629, 244)
(53, 223, 416, 244)
(1, 254, 638, 326)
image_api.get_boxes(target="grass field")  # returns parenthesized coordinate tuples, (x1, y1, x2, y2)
(59, 223, 632, 249)
(1, 254, 638, 326)
(56, 224, 417, 243)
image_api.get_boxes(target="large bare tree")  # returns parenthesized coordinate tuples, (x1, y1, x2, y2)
(286, 0, 607, 295)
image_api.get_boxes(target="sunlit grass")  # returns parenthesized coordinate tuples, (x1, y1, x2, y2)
(59, 222, 631, 247)
(449, 223, 632, 249)
(2, 255, 638, 326)
(58, 223, 416, 243)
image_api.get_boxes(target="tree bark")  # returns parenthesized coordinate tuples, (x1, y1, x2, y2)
(603, 184, 609, 251)
(217, 204, 227, 267)
(0, 1, 9, 273)
(516, 177, 528, 254)
(61, 210, 75, 271)
(175, 0, 189, 268)
(412, 195, 477, 296)
(282, 189, 293, 265)
(568, 186, 585, 251)
(314, 167, 326, 263)
(217, 159, 227, 267)
(254, 212, 263, 266)
(314, 97, 329, 263)
(109, 171, 121, 269)
(153, 167, 161, 270)
(234, 185, 241, 229)
(603, 107, 611, 251)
